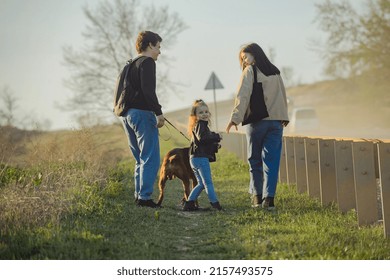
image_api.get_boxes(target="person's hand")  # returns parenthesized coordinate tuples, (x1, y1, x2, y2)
(156, 114, 165, 128)
(281, 120, 289, 127)
(225, 121, 237, 133)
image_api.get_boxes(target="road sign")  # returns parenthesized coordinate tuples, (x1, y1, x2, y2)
(204, 72, 224, 131)
(205, 72, 224, 90)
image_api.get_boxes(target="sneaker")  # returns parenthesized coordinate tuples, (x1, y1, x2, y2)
(183, 200, 198, 211)
(252, 194, 263, 208)
(210, 201, 223, 211)
(137, 199, 159, 208)
(262, 197, 275, 211)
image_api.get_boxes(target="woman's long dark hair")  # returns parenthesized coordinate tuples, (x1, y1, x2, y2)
(239, 43, 280, 76)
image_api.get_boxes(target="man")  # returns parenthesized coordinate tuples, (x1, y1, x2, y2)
(121, 31, 165, 208)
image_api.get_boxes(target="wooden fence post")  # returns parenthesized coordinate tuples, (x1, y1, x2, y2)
(374, 144, 380, 179)
(352, 141, 378, 226)
(279, 136, 288, 184)
(239, 134, 247, 162)
(305, 138, 321, 199)
(334, 140, 356, 213)
(294, 137, 307, 194)
(221, 133, 240, 160)
(220, 133, 230, 150)
(377, 143, 390, 238)
(319, 139, 337, 206)
(285, 136, 296, 186)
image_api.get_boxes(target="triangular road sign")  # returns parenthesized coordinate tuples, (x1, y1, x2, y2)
(204, 72, 224, 90)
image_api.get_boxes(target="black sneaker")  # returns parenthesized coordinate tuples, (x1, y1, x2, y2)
(182, 200, 198, 211)
(210, 201, 223, 211)
(262, 197, 275, 211)
(137, 199, 159, 208)
(252, 194, 263, 208)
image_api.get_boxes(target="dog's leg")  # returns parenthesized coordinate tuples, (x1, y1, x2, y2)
(181, 178, 191, 205)
(191, 176, 197, 190)
(190, 178, 199, 207)
(157, 176, 167, 206)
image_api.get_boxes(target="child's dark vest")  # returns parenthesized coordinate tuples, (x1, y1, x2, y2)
(242, 65, 269, 125)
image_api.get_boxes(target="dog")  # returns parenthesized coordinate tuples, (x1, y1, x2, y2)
(157, 147, 197, 206)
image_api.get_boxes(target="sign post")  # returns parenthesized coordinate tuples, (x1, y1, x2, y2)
(204, 72, 224, 131)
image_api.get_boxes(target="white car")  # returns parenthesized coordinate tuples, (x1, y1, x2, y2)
(288, 107, 319, 134)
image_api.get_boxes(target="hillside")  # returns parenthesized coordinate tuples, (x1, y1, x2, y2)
(287, 79, 390, 139)
(165, 79, 390, 140)
(1, 124, 389, 261)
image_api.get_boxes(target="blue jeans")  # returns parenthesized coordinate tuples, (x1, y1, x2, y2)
(121, 109, 160, 200)
(246, 120, 283, 198)
(188, 157, 218, 203)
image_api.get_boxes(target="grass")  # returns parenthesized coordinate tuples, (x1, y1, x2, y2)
(0, 125, 389, 260)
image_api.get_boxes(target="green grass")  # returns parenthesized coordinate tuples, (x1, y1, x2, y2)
(1, 127, 389, 259)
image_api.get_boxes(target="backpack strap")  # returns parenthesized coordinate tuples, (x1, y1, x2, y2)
(122, 56, 147, 91)
(241, 65, 269, 125)
(252, 64, 258, 84)
(122, 60, 132, 90)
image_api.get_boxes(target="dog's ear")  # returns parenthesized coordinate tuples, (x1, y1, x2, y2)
(168, 155, 178, 162)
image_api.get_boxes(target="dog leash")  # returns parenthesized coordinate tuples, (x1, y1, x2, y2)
(164, 117, 191, 142)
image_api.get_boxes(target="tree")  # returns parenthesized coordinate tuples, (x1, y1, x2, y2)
(268, 47, 298, 88)
(0, 85, 52, 131)
(314, 0, 390, 82)
(0, 86, 18, 127)
(62, 0, 187, 118)
(281, 66, 297, 88)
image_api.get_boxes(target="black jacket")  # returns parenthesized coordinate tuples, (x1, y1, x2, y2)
(189, 120, 221, 162)
(127, 56, 163, 116)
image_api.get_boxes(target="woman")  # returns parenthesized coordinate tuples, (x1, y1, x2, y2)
(226, 43, 289, 210)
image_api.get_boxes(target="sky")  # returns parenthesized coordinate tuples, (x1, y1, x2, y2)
(0, 0, 365, 130)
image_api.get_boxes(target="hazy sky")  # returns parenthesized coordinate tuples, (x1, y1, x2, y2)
(0, 0, 365, 130)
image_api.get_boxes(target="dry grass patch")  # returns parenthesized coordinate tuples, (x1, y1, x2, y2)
(0, 125, 128, 232)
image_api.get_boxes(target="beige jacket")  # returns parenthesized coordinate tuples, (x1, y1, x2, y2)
(230, 65, 289, 125)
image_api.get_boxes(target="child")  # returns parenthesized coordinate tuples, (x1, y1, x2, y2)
(183, 99, 223, 211)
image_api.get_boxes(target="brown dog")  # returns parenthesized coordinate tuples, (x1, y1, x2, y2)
(157, 147, 197, 206)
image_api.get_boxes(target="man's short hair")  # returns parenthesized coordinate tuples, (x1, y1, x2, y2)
(136, 31, 162, 53)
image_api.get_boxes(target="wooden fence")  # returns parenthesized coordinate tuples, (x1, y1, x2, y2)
(221, 133, 390, 238)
